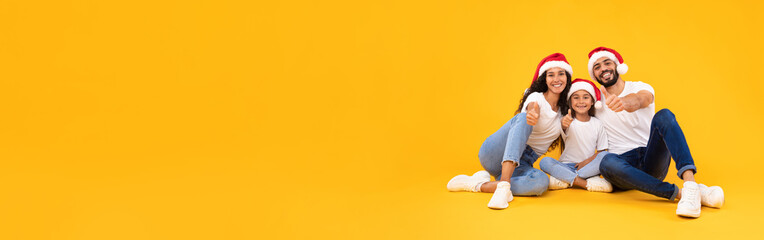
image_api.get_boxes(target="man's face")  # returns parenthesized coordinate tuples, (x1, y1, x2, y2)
(592, 57, 618, 87)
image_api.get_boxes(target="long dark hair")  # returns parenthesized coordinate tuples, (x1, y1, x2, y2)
(514, 71, 572, 152)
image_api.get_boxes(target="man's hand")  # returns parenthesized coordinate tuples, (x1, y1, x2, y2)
(561, 109, 573, 130)
(526, 102, 540, 126)
(601, 86, 624, 112)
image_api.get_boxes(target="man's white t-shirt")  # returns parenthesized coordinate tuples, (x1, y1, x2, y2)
(521, 92, 563, 156)
(595, 81, 656, 155)
(559, 117, 608, 163)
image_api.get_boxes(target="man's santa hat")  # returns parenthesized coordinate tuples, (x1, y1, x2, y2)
(532, 53, 573, 84)
(567, 78, 603, 109)
(587, 47, 628, 80)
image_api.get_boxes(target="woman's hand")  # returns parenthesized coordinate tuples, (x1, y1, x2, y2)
(561, 109, 573, 130)
(526, 102, 540, 126)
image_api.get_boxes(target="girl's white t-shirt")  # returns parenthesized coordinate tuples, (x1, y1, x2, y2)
(595, 81, 656, 154)
(521, 92, 563, 156)
(560, 117, 608, 163)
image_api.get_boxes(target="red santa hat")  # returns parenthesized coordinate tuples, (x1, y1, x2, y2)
(587, 47, 628, 80)
(532, 53, 573, 84)
(567, 78, 603, 109)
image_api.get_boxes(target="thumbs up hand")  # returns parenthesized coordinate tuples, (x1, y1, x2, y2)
(601, 86, 624, 112)
(562, 109, 573, 130)
(526, 102, 540, 126)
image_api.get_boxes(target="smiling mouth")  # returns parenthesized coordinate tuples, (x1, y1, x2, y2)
(551, 83, 563, 88)
(600, 71, 613, 80)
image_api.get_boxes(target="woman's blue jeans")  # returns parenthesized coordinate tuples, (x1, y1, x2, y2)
(478, 112, 549, 196)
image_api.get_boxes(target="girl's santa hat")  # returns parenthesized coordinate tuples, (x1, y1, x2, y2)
(567, 78, 603, 109)
(532, 53, 573, 84)
(587, 47, 628, 80)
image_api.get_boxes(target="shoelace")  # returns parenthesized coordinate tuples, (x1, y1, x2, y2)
(681, 186, 700, 206)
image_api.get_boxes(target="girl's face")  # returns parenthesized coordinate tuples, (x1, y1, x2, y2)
(569, 90, 594, 115)
(545, 67, 567, 94)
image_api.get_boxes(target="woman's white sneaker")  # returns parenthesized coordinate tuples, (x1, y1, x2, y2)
(487, 181, 513, 209)
(698, 183, 724, 208)
(585, 177, 613, 192)
(447, 173, 488, 192)
(676, 181, 701, 218)
(548, 176, 569, 190)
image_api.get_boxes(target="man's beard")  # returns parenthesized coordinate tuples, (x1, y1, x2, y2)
(596, 70, 619, 87)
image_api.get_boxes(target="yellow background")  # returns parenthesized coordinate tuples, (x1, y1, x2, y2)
(1, 0, 763, 239)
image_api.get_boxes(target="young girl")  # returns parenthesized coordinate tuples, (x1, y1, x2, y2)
(539, 78, 612, 192)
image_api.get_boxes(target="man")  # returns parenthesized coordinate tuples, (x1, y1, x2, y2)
(587, 47, 724, 218)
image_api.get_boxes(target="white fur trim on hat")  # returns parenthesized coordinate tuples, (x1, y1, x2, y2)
(587, 51, 627, 80)
(568, 81, 603, 109)
(538, 60, 573, 77)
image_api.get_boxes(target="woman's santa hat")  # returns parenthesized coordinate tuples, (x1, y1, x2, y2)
(567, 78, 603, 109)
(532, 53, 573, 84)
(587, 47, 628, 80)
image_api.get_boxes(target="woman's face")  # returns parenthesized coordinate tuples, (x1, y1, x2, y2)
(545, 67, 567, 94)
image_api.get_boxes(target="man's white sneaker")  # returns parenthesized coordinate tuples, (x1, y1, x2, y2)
(586, 177, 613, 192)
(487, 181, 513, 209)
(676, 181, 701, 218)
(447, 173, 487, 192)
(698, 183, 724, 208)
(548, 176, 569, 190)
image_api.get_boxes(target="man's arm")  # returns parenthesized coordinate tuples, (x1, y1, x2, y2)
(621, 90, 654, 112)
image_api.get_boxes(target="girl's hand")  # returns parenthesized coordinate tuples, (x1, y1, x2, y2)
(575, 158, 592, 170)
(526, 102, 540, 126)
(561, 109, 573, 130)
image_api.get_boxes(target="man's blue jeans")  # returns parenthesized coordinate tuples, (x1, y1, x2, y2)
(478, 112, 549, 196)
(599, 109, 697, 200)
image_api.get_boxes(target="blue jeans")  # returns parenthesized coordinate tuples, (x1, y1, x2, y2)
(599, 109, 697, 200)
(478, 112, 549, 196)
(539, 151, 609, 185)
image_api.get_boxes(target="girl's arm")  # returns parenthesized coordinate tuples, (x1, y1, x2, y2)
(575, 149, 607, 170)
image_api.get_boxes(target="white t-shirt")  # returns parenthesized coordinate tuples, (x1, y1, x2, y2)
(595, 81, 656, 155)
(559, 117, 608, 163)
(521, 92, 563, 156)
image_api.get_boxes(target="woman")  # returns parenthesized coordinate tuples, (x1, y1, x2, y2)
(447, 53, 572, 209)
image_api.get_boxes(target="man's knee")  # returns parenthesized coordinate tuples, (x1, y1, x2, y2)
(654, 108, 676, 125)
(599, 153, 622, 176)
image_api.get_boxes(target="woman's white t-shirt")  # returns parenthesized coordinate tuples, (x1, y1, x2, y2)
(521, 92, 563, 156)
(560, 117, 608, 163)
(595, 81, 656, 155)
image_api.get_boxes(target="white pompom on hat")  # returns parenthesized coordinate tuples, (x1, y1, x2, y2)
(567, 78, 603, 109)
(587, 47, 628, 81)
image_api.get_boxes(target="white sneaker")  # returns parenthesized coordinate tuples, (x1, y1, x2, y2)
(548, 176, 569, 190)
(472, 170, 491, 182)
(586, 177, 613, 192)
(698, 183, 724, 208)
(447, 172, 488, 192)
(487, 181, 513, 209)
(676, 181, 701, 218)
